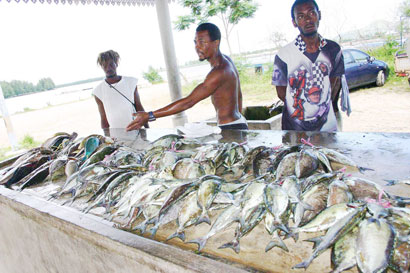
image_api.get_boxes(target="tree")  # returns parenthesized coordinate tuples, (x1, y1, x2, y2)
(174, 0, 258, 55)
(37, 78, 55, 91)
(268, 31, 287, 50)
(400, 0, 410, 17)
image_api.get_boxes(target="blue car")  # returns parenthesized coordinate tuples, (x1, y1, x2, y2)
(343, 48, 389, 89)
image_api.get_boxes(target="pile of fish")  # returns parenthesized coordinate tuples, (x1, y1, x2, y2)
(1, 132, 409, 272)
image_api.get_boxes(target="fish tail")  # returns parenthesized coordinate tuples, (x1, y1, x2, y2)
(195, 213, 211, 226)
(218, 239, 240, 254)
(304, 235, 322, 249)
(358, 166, 374, 173)
(166, 231, 185, 242)
(148, 224, 159, 238)
(265, 238, 289, 253)
(286, 229, 299, 243)
(133, 222, 147, 234)
(187, 237, 208, 252)
(292, 258, 313, 270)
(384, 179, 396, 186)
(277, 223, 289, 234)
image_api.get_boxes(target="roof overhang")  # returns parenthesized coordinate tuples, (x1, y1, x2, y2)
(0, 0, 174, 6)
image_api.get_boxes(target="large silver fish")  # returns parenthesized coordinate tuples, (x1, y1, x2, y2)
(319, 147, 373, 173)
(293, 205, 366, 270)
(188, 203, 242, 252)
(356, 218, 395, 273)
(330, 227, 358, 273)
(196, 175, 222, 225)
(166, 191, 201, 242)
(295, 148, 319, 178)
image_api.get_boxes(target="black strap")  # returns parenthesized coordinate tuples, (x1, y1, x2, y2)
(106, 81, 137, 112)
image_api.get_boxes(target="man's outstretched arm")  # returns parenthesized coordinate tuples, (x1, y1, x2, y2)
(126, 71, 222, 131)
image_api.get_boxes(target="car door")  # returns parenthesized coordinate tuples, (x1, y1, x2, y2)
(349, 49, 376, 85)
(343, 50, 360, 88)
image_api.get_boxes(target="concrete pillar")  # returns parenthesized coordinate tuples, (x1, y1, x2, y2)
(155, 0, 188, 127)
(0, 85, 17, 149)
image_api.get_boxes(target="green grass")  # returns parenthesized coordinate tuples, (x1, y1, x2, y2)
(366, 39, 408, 86)
(0, 134, 40, 162)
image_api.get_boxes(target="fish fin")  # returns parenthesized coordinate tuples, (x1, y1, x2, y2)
(187, 237, 207, 252)
(304, 235, 323, 249)
(358, 166, 374, 173)
(166, 231, 185, 242)
(195, 214, 211, 226)
(218, 239, 240, 254)
(265, 238, 289, 253)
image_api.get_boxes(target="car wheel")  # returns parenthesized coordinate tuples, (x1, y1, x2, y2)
(376, 70, 385, 86)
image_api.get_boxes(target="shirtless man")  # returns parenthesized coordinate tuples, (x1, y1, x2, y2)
(126, 23, 247, 131)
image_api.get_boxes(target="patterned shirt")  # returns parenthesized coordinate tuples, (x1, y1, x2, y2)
(272, 35, 345, 131)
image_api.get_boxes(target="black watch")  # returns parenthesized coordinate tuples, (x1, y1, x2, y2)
(148, 111, 156, 122)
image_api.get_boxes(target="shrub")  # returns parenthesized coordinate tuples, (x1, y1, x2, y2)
(19, 134, 40, 149)
(143, 66, 163, 84)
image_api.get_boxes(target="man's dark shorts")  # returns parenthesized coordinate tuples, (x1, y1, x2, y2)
(219, 123, 248, 130)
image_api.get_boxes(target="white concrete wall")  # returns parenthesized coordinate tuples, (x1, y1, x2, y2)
(0, 187, 249, 273)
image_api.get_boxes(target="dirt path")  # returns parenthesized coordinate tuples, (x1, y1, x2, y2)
(1, 81, 410, 148)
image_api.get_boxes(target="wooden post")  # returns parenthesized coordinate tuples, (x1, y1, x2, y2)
(155, 0, 188, 127)
(0, 85, 17, 149)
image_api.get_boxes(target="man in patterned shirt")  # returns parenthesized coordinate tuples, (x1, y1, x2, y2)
(272, 0, 349, 131)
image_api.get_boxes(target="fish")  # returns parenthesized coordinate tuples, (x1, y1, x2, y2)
(263, 183, 290, 234)
(356, 218, 395, 273)
(330, 227, 358, 273)
(294, 203, 357, 234)
(293, 205, 366, 270)
(1, 153, 52, 188)
(301, 172, 337, 193)
(166, 191, 201, 242)
(327, 179, 353, 207)
(196, 175, 222, 225)
(149, 180, 198, 237)
(187, 203, 242, 252)
(295, 148, 319, 178)
(294, 182, 329, 227)
(171, 158, 205, 179)
(219, 205, 266, 254)
(239, 181, 266, 223)
(65, 159, 79, 177)
(48, 156, 68, 182)
(319, 147, 373, 173)
(80, 144, 117, 169)
(264, 216, 289, 253)
(343, 176, 390, 202)
(390, 241, 410, 273)
(312, 148, 333, 172)
(275, 152, 299, 180)
(18, 161, 52, 190)
(385, 177, 410, 186)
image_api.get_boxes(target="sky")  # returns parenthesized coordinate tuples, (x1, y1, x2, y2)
(0, 0, 404, 85)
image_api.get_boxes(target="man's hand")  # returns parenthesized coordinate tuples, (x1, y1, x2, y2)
(126, 111, 149, 131)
